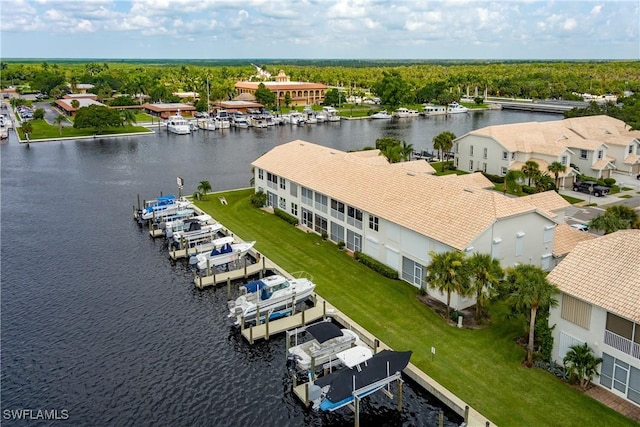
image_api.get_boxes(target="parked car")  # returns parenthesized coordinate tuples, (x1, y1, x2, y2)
(570, 223, 589, 232)
(572, 181, 609, 197)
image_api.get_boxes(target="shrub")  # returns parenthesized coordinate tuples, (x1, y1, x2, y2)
(603, 177, 616, 187)
(481, 171, 504, 183)
(321, 231, 328, 240)
(250, 190, 267, 208)
(353, 251, 398, 279)
(273, 207, 298, 225)
(337, 241, 345, 249)
(450, 309, 464, 322)
(522, 185, 536, 194)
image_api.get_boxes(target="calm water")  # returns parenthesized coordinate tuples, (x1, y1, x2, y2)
(1, 110, 560, 426)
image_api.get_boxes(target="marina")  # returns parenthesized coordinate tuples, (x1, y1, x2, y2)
(1, 110, 560, 426)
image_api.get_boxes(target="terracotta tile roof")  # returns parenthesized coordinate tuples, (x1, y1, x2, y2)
(624, 154, 640, 165)
(548, 230, 640, 322)
(390, 160, 436, 175)
(468, 115, 640, 155)
(591, 157, 617, 170)
(552, 223, 596, 257)
(523, 191, 571, 215)
(253, 140, 556, 250)
(440, 172, 494, 188)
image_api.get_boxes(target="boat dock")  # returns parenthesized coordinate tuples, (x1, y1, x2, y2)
(193, 254, 274, 289)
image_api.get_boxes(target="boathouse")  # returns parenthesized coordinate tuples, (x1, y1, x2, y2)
(143, 103, 197, 119)
(252, 140, 567, 311)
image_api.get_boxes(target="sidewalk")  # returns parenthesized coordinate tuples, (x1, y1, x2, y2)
(559, 171, 640, 207)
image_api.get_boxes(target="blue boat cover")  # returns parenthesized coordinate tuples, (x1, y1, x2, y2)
(243, 279, 268, 294)
(315, 350, 412, 411)
(221, 243, 232, 254)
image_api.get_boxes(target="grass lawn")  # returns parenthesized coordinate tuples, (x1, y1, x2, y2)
(17, 118, 152, 140)
(561, 194, 584, 204)
(194, 189, 636, 427)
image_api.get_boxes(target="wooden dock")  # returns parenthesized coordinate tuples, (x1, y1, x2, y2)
(240, 297, 332, 344)
(193, 257, 272, 289)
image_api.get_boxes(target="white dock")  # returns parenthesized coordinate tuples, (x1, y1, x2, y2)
(193, 257, 271, 289)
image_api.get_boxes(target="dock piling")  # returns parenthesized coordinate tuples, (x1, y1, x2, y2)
(397, 378, 403, 411)
(439, 411, 444, 427)
(226, 278, 231, 300)
(465, 405, 469, 424)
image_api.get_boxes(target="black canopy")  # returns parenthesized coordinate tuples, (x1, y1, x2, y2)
(306, 321, 343, 344)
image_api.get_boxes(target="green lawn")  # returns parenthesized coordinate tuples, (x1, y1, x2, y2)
(194, 189, 636, 427)
(18, 119, 152, 140)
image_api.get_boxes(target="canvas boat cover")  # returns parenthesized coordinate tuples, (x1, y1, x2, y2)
(243, 279, 269, 294)
(314, 350, 412, 408)
(306, 322, 344, 344)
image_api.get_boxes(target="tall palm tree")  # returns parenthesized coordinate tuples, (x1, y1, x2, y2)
(467, 253, 503, 322)
(563, 343, 603, 390)
(432, 131, 456, 171)
(504, 169, 525, 195)
(120, 109, 137, 127)
(502, 264, 558, 367)
(400, 141, 414, 161)
(425, 250, 470, 318)
(521, 160, 540, 186)
(379, 144, 403, 163)
(53, 115, 66, 135)
(590, 205, 638, 233)
(547, 161, 566, 190)
(197, 180, 212, 200)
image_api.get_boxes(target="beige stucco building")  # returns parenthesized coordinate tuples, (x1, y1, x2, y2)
(252, 140, 574, 311)
(235, 70, 328, 107)
(454, 116, 640, 185)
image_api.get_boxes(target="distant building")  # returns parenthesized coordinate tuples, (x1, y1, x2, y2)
(55, 97, 105, 116)
(235, 70, 328, 107)
(212, 100, 264, 113)
(143, 103, 196, 119)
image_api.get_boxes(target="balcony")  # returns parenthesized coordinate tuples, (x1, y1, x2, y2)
(604, 330, 640, 360)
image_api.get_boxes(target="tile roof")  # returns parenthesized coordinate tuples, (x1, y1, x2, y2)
(522, 190, 571, 215)
(439, 172, 494, 188)
(548, 230, 640, 322)
(253, 140, 556, 250)
(467, 115, 640, 155)
(591, 157, 617, 170)
(624, 154, 640, 165)
(552, 223, 596, 257)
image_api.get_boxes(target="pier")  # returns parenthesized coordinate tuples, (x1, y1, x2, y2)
(486, 98, 586, 113)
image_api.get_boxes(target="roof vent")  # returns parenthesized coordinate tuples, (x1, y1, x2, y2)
(464, 187, 474, 193)
(407, 172, 416, 176)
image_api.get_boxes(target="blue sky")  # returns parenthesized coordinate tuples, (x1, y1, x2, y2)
(1, 0, 638, 60)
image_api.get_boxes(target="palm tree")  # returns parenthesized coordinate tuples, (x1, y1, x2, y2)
(53, 115, 66, 135)
(563, 343, 603, 390)
(21, 120, 33, 140)
(379, 144, 403, 163)
(432, 131, 456, 171)
(502, 264, 558, 367)
(120, 109, 137, 127)
(467, 253, 503, 323)
(504, 169, 526, 195)
(400, 140, 414, 161)
(547, 161, 566, 190)
(521, 160, 540, 186)
(590, 205, 639, 233)
(197, 180, 212, 200)
(425, 250, 470, 318)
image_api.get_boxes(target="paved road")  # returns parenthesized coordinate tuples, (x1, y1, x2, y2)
(34, 101, 72, 127)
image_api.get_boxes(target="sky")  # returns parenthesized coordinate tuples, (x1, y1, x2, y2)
(0, 0, 638, 60)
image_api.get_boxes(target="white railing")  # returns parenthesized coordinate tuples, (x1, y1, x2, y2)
(604, 330, 640, 360)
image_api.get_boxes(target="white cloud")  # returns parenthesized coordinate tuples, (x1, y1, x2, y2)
(562, 18, 577, 31)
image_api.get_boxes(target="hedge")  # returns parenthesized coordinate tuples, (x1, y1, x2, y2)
(353, 251, 399, 279)
(273, 208, 298, 225)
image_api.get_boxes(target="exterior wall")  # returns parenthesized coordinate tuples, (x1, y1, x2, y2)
(254, 165, 556, 311)
(454, 135, 509, 175)
(550, 295, 640, 407)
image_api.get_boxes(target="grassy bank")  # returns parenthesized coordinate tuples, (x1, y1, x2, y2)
(17, 118, 152, 140)
(194, 189, 636, 427)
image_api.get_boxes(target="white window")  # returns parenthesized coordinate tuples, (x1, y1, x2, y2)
(470, 145, 474, 156)
(279, 197, 286, 210)
(483, 148, 488, 159)
(492, 238, 502, 259)
(561, 156, 567, 165)
(501, 167, 507, 176)
(369, 215, 379, 231)
(290, 203, 298, 216)
(258, 169, 264, 180)
(597, 150, 603, 160)
(629, 145, 634, 154)
(580, 150, 588, 159)
(511, 152, 516, 160)
(469, 160, 474, 171)
(279, 177, 286, 190)
(543, 225, 554, 243)
(541, 253, 552, 270)
(502, 151, 508, 160)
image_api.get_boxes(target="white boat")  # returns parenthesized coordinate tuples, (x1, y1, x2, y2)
(447, 101, 469, 114)
(185, 235, 235, 258)
(193, 240, 256, 270)
(231, 113, 250, 129)
(392, 108, 411, 118)
(139, 197, 191, 221)
(170, 222, 223, 249)
(228, 273, 316, 325)
(166, 111, 191, 134)
(197, 118, 216, 131)
(315, 111, 327, 122)
(370, 110, 391, 119)
(287, 321, 363, 372)
(422, 104, 447, 116)
(214, 110, 231, 129)
(163, 214, 213, 239)
(322, 106, 341, 122)
(285, 112, 305, 126)
(309, 349, 412, 412)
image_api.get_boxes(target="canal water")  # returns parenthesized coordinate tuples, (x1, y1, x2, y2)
(1, 110, 560, 426)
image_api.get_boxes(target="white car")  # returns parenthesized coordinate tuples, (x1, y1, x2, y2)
(570, 223, 589, 232)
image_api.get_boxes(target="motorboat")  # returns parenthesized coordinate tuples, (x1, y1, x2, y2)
(192, 240, 256, 270)
(322, 106, 341, 122)
(228, 273, 316, 326)
(197, 118, 216, 131)
(285, 112, 305, 126)
(447, 102, 469, 114)
(287, 321, 362, 372)
(170, 222, 224, 249)
(370, 110, 391, 119)
(139, 197, 191, 221)
(308, 349, 412, 412)
(166, 111, 191, 134)
(214, 110, 231, 129)
(392, 108, 411, 118)
(422, 104, 447, 116)
(231, 113, 250, 129)
(163, 214, 213, 238)
(185, 235, 235, 258)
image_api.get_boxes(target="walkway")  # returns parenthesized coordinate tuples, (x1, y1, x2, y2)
(585, 386, 640, 423)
